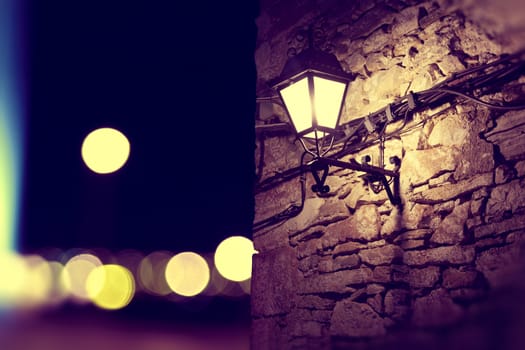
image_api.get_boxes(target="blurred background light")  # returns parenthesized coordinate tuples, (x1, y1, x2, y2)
(115, 249, 144, 292)
(202, 264, 229, 296)
(165, 252, 210, 297)
(214, 236, 256, 282)
(138, 251, 172, 296)
(0, 0, 25, 254)
(20, 254, 53, 307)
(86, 264, 135, 310)
(0, 252, 28, 306)
(46, 261, 69, 306)
(61, 253, 103, 302)
(81, 127, 130, 174)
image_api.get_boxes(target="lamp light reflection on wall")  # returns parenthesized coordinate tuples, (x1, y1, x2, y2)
(270, 43, 401, 205)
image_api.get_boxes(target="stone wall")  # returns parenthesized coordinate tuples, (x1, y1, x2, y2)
(252, 0, 525, 349)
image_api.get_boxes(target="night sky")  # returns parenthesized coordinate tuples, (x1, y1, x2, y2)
(20, 1, 259, 254)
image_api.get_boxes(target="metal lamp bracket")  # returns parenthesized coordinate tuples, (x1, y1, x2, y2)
(308, 156, 401, 205)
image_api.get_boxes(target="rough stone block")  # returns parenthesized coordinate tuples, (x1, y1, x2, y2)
(400, 127, 422, 151)
(344, 52, 366, 74)
(318, 254, 360, 273)
(485, 110, 525, 161)
(301, 268, 373, 294)
(363, 29, 393, 55)
(486, 179, 525, 222)
(475, 243, 525, 288)
(366, 283, 386, 295)
(495, 164, 516, 185)
(392, 6, 419, 37)
(297, 239, 322, 259)
(384, 289, 410, 321)
(474, 236, 506, 250)
(372, 266, 393, 283)
(430, 202, 469, 244)
(318, 200, 351, 226)
(358, 244, 404, 266)
(367, 294, 383, 314)
(408, 266, 441, 288)
(330, 300, 386, 337)
(428, 114, 468, 147)
(252, 246, 299, 317)
(351, 204, 381, 241)
(449, 288, 487, 302)
(515, 160, 525, 177)
(409, 172, 492, 204)
(437, 53, 466, 75)
(298, 255, 320, 275)
(506, 230, 525, 244)
(253, 226, 290, 252)
(403, 245, 476, 266)
(454, 136, 494, 183)
(284, 197, 324, 236)
(365, 52, 389, 72)
(401, 147, 459, 189)
(394, 229, 432, 241)
(399, 239, 426, 250)
(474, 214, 525, 238)
(412, 289, 463, 327)
(442, 267, 479, 289)
(296, 295, 335, 310)
(401, 204, 434, 230)
(333, 240, 366, 257)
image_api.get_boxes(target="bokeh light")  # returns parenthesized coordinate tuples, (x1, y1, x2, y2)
(81, 127, 130, 174)
(202, 264, 229, 296)
(214, 236, 256, 282)
(46, 261, 70, 306)
(21, 255, 53, 306)
(165, 252, 210, 297)
(61, 253, 103, 302)
(115, 249, 144, 291)
(138, 251, 172, 296)
(86, 264, 135, 310)
(0, 252, 28, 306)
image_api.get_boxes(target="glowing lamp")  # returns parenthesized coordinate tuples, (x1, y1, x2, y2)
(269, 47, 401, 205)
(272, 48, 351, 140)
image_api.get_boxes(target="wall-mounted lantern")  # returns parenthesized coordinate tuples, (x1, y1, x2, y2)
(270, 46, 401, 205)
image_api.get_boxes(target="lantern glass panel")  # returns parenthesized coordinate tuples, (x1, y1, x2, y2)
(313, 76, 346, 131)
(280, 77, 312, 135)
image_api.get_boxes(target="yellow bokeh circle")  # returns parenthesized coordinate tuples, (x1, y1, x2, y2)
(165, 252, 210, 297)
(81, 127, 130, 174)
(61, 253, 102, 301)
(86, 264, 135, 310)
(214, 236, 256, 282)
(0, 253, 28, 305)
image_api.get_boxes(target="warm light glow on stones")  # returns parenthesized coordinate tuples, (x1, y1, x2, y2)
(81, 127, 130, 174)
(86, 264, 135, 310)
(61, 253, 103, 301)
(165, 252, 210, 297)
(214, 236, 256, 282)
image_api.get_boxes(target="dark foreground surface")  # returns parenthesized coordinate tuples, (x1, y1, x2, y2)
(0, 299, 251, 350)
(0, 313, 249, 350)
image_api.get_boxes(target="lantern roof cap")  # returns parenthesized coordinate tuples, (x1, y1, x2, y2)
(271, 48, 354, 88)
